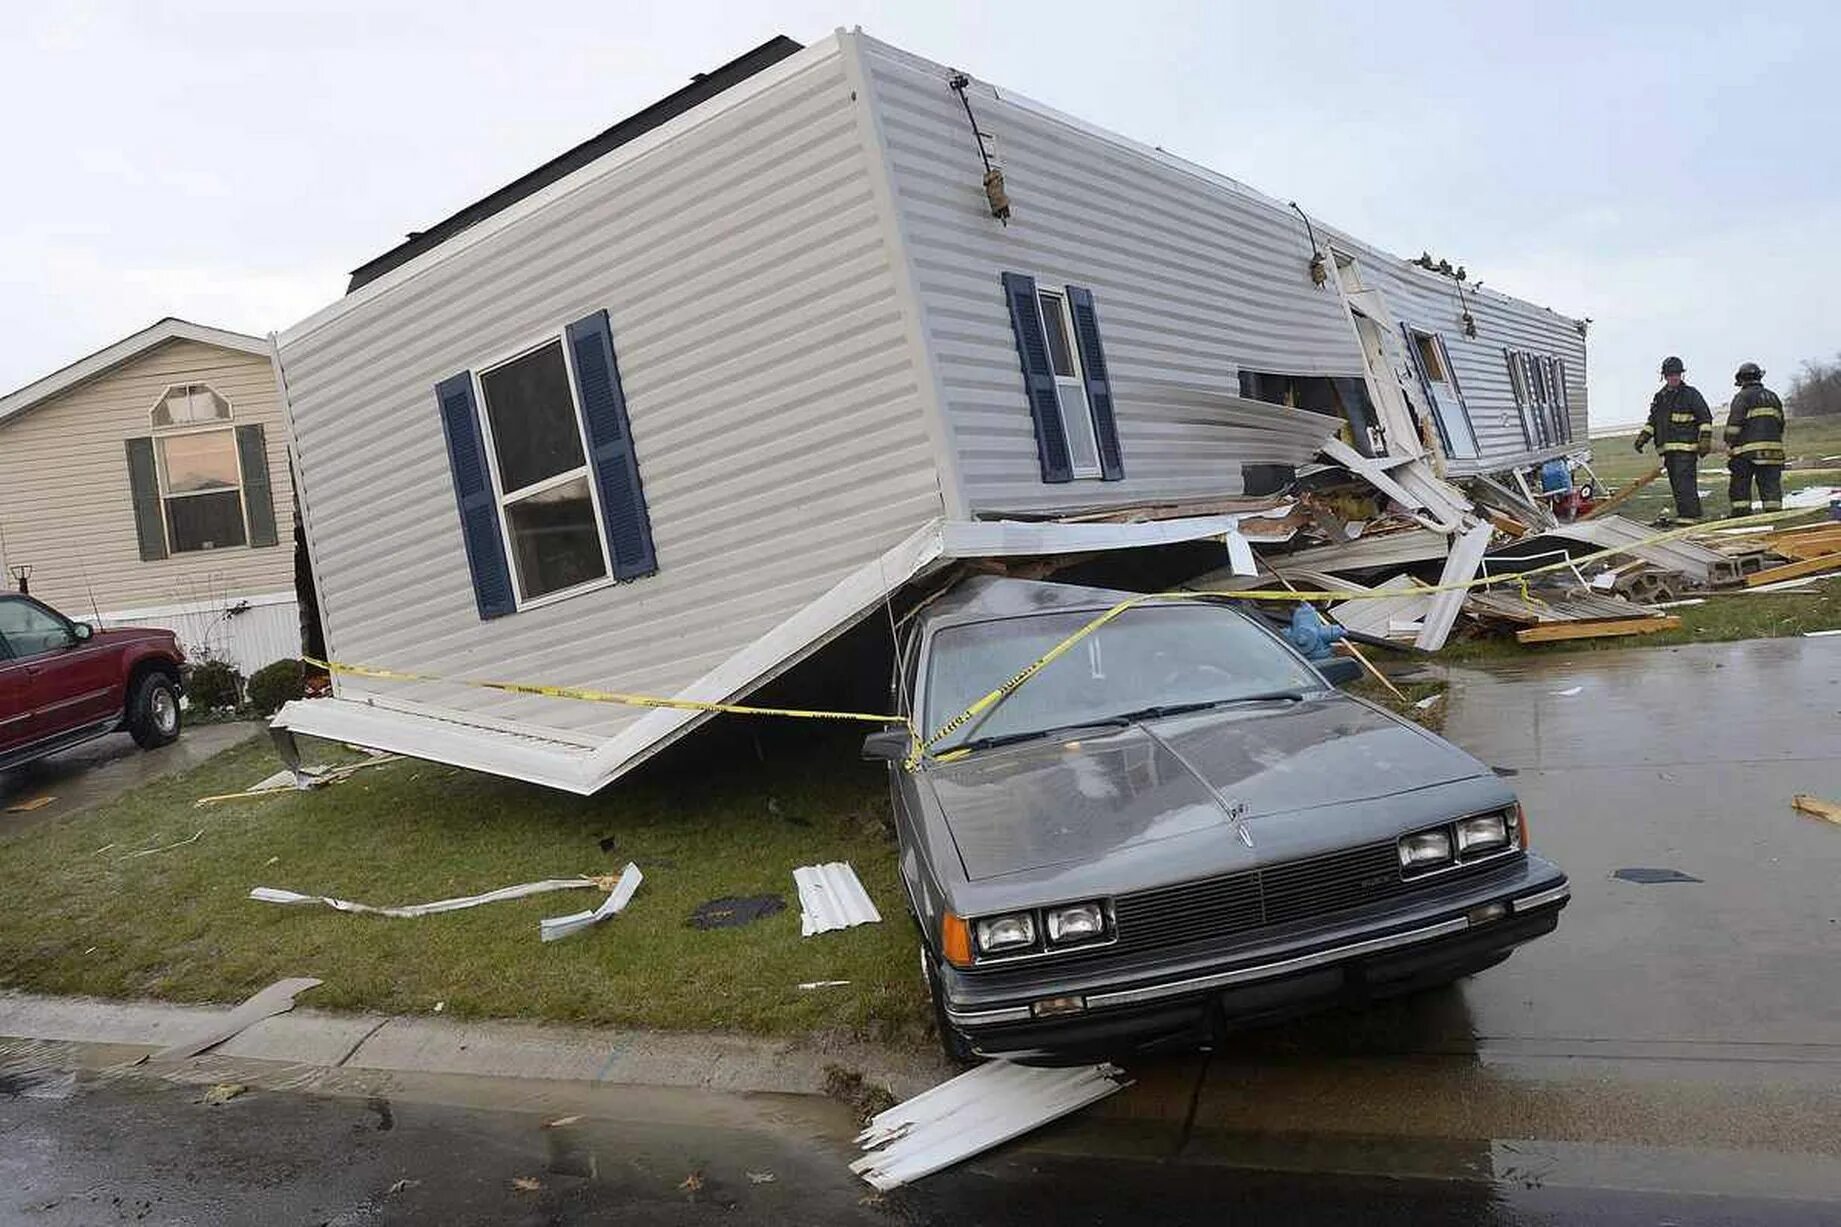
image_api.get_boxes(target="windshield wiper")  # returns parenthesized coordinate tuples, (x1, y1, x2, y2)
(1110, 691, 1309, 723)
(951, 717, 1132, 755)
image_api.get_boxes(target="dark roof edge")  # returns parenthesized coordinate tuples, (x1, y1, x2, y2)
(345, 34, 805, 293)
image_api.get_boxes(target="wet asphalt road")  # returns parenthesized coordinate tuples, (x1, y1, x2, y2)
(3, 639, 1840, 1222)
(2, 1073, 1835, 1226)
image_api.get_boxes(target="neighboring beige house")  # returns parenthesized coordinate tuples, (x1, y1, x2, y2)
(0, 318, 299, 674)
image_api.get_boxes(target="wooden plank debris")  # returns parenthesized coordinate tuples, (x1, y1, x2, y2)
(1515, 615, 1681, 644)
(1790, 795, 1841, 827)
(1583, 466, 1663, 520)
(1745, 552, 1841, 588)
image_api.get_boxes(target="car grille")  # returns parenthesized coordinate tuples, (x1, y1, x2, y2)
(1110, 841, 1519, 957)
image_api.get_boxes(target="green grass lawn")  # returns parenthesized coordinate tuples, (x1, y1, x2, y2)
(0, 722, 931, 1047)
(1588, 415, 1841, 525)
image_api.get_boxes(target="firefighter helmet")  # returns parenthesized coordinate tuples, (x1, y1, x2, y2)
(1660, 356, 1685, 376)
(1734, 361, 1764, 385)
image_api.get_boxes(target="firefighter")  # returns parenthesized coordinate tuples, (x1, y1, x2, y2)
(1725, 362, 1786, 514)
(1633, 356, 1713, 523)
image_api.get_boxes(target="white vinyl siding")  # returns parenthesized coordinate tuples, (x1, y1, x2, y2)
(0, 339, 293, 613)
(860, 36, 1364, 516)
(277, 40, 942, 738)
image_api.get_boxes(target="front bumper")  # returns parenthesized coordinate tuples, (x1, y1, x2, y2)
(941, 857, 1568, 1061)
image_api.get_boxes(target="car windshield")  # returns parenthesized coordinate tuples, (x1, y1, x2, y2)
(922, 604, 1323, 753)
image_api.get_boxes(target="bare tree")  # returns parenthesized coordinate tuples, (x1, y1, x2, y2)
(1787, 352, 1841, 417)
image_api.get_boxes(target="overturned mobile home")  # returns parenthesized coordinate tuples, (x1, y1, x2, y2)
(271, 30, 1589, 792)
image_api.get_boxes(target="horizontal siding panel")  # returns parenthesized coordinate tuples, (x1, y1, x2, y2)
(278, 44, 943, 737)
(0, 340, 295, 616)
(864, 42, 1364, 516)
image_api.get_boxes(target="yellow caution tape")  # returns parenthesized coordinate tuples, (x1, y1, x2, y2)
(304, 658, 915, 733)
(300, 507, 1821, 774)
(907, 505, 1822, 766)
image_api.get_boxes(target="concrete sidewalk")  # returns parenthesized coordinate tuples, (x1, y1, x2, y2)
(0, 989, 952, 1099)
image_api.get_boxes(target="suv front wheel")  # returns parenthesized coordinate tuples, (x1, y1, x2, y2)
(126, 672, 182, 749)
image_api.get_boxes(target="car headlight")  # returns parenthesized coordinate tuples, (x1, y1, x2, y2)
(1398, 829, 1454, 870)
(1455, 813, 1510, 855)
(974, 912, 1037, 954)
(1045, 902, 1106, 946)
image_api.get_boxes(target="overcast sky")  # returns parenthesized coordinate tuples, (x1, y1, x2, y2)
(2, 1, 1834, 425)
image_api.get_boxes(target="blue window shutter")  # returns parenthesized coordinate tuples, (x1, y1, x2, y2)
(1064, 285, 1124, 480)
(566, 310, 657, 580)
(434, 371, 515, 619)
(1000, 272, 1073, 483)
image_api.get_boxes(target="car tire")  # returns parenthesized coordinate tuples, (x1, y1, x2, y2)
(922, 944, 979, 1066)
(127, 672, 182, 750)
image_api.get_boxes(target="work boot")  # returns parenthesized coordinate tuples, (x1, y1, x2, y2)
(1729, 504, 1752, 518)
(1762, 502, 1783, 512)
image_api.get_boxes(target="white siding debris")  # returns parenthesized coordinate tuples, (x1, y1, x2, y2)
(851, 1060, 1131, 1190)
(793, 862, 882, 936)
(540, 862, 644, 943)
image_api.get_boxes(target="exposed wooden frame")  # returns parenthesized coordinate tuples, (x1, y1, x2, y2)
(1745, 552, 1841, 587)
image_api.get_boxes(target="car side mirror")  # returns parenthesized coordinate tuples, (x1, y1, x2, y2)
(861, 728, 910, 762)
(71, 622, 94, 643)
(1318, 656, 1362, 688)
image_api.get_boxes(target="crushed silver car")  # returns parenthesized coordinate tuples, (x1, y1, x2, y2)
(864, 577, 1569, 1062)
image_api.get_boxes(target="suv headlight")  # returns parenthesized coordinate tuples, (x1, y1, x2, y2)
(974, 912, 1036, 954)
(1398, 829, 1454, 869)
(1045, 902, 1106, 946)
(1455, 812, 1510, 855)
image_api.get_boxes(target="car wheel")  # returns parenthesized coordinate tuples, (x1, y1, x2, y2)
(922, 944, 978, 1066)
(127, 672, 182, 749)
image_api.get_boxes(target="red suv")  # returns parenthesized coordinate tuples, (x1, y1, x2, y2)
(0, 594, 186, 771)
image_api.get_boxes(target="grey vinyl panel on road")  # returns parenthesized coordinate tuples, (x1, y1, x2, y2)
(860, 37, 1365, 517)
(277, 41, 942, 735)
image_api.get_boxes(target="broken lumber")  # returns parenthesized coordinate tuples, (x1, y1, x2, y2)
(1791, 795, 1841, 827)
(1745, 552, 1841, 588)
(1763, 526, 1841, 561)
(1583, 465, 1663, 520)
(1514, 615, 1681, 644)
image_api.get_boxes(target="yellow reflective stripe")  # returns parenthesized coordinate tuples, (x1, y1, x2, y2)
(1746, 406, 1783, 420)
(1668, 413, 1698, 423)
(1734, 441, 1785, 457)
(1660, 442, 1700, 452)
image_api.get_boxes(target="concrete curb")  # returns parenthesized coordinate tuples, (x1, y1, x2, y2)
(0, 990, 953, 1100)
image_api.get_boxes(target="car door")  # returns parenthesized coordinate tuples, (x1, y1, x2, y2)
(0, 596, 118, 742)
(0, 629, 30, 753)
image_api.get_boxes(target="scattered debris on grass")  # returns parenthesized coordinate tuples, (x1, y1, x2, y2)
(823, 1064, 898, 1124)
(141, 977, 322, 1064)
(794, 862, 882, 937)
(511, 1176, 542, 1193)
(248, 875, 616, 919)
(851, 1060, 1132, 1191)
(1612, 867, 1702, 885)
(5, 796, 55, 814)
(201, 1083, 247, 1105)
(1551, 686, 1583, 697)
(539, 863, 643, 942)
(386, 1179, 419, 1196)
(545, 1114, 583, 1129)
(746, 1171, 776, 1185)
(195, 753, 403, 807)
(678, 1171, 705, 1194)
(799, 980, 852, 990)
(1791, 795, 1841, 827)
(688, 895, 786, 930)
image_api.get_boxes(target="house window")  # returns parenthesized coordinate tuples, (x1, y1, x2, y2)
(1504, 349, 1573, 448)
(1407, 329, 1480, 460)
(152, 384, 231, 427)
(475, 338, 610, 603)
(1034, 289, 1102, 477)
(147, 383, 245, 553)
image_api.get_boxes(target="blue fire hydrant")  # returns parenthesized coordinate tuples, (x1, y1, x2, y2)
(1284, 603, 1346, 660)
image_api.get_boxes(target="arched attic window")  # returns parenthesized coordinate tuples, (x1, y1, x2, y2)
(151, 383, 232, 428)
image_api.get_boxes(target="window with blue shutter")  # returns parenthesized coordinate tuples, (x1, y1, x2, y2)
(566, 310, 657, 580)
(435, 371, 516, 619)
(1065, 285, 1124, 481)
(1001, 272, 1074, 483)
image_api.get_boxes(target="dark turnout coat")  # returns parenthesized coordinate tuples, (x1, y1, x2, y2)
(1636, 383, 1714, 453)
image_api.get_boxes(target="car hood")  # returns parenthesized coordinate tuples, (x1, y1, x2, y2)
(924, 696, 1486, 881)
(87, 626, 179, 650)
